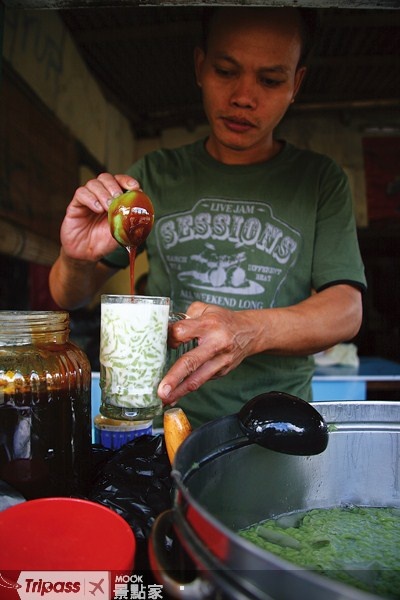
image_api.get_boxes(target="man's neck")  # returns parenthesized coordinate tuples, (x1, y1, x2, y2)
(205, 137, 283, 165)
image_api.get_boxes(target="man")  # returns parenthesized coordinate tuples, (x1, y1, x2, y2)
(49, 8, 366, 428)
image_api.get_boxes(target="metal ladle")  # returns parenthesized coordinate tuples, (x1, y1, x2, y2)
(237, 391, 328, 456)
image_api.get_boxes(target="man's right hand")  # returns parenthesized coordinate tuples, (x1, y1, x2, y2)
(49, 172, 141, 309)
(60, 173, 141, 262)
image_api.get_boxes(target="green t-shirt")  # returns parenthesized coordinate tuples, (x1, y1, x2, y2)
(104, 139, 366, 428)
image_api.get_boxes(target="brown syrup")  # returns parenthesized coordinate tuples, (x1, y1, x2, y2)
(109, 191, 154, 294)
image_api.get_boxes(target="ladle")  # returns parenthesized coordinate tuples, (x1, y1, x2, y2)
(237, 391, 328, 456)
(108, 189, 154, 294)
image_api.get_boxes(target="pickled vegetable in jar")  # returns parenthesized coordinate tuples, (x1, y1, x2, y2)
(0, 311, 91, 499)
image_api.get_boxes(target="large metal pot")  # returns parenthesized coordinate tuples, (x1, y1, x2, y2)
(150, 401, 400, 600)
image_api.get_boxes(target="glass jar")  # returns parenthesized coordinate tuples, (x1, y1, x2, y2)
(0, 311, 91, 499)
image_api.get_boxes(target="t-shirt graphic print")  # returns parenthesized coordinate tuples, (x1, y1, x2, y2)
(156, 197, 302, 313)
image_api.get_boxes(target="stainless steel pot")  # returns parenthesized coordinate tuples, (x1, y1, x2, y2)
(149, 401, 400, 600)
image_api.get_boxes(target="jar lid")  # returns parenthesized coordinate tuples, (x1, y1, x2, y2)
(0, 310, 70, 345)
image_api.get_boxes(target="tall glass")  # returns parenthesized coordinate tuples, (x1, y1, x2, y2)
(100, 295, 171, 421)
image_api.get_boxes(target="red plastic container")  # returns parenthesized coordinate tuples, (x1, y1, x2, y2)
(0, 497, 136, 599)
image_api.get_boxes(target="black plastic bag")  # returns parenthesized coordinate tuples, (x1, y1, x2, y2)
(88, 434, 173, 570)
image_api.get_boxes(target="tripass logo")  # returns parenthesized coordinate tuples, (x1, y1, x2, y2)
(0, 572, 110, 599)
(0, 572, 22, 590)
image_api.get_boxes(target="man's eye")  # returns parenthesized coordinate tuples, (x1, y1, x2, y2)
(215, 66, 235, 78)
(260, 78, 283, 88)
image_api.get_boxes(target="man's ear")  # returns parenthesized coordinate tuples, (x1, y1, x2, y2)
(194, 46, 205, 87)
(293, 66, 307, 100)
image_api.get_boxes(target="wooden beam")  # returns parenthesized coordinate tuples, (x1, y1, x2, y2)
(292, 98, 400, 110)
(70, 20, 201, 44)
(3, 0, 400, 9)
(319, 10, 400, 26)
(310, 55, 398, 67)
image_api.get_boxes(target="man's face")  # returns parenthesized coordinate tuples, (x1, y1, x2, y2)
(195, 9, 306, 164)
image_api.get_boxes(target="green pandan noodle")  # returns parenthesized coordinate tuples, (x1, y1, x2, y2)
(240, 506, 400, 600)
(100, 302, 169, 408)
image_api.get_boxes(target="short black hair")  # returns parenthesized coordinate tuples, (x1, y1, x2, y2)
(201, 7, 319, 68)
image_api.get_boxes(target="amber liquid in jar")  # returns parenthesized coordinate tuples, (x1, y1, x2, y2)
(0, 311, 91, 499)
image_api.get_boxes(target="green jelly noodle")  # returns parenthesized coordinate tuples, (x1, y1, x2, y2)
(100, 302, 169, 408)
(239, 506, 400, 599)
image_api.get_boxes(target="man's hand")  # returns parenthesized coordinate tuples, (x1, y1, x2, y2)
(49, 172, 141, 309)
(158, 285, 363, 405)
(60, 173, 141, 262)
(158, 301, 261, 404)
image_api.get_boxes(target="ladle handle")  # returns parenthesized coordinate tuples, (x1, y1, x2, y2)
(148, 509, 215, 600)
(164, 407, 192, 464)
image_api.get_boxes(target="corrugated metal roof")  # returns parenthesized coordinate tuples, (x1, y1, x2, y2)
(58, 6, 400, 137)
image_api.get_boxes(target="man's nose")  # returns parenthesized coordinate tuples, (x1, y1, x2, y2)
(230, 76, 257, 109)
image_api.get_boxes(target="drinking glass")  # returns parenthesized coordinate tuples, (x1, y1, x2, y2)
(99, 294, 189, 421)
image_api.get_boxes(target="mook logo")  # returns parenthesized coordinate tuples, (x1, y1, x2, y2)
(0, 572, 110, 600)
